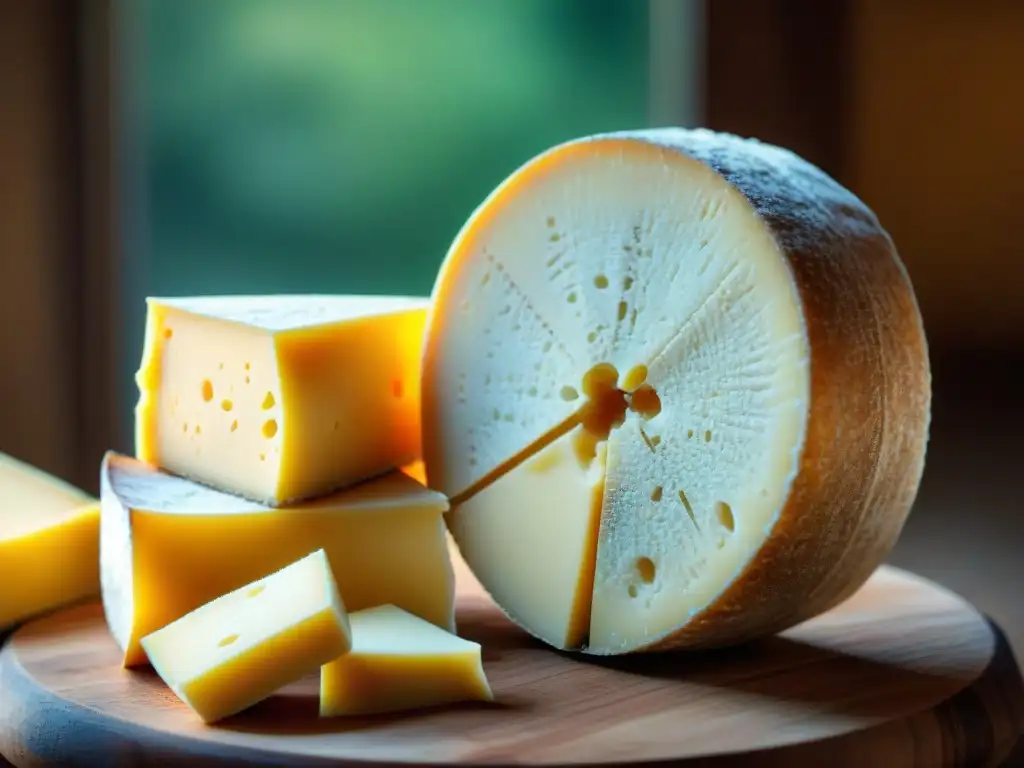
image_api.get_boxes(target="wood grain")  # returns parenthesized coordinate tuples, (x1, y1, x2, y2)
(0, 556, 1021, 767)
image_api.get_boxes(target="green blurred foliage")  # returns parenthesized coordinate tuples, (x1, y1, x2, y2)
(143, 0, 650, 298)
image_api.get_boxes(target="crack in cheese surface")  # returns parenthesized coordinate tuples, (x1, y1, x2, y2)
(135, 294, 428, 505)
(423, 128, 931, 654)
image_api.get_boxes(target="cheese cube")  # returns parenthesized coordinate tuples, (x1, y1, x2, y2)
(422, 128, 931, 653)
(0, 452, 100, 627)
(320, 604, 492, 717)
(100, 452, 454, 667)
(141, 549, 351, 724)
(135, 294, 428, 505)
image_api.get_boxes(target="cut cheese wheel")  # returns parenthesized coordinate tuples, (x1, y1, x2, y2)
(423, 128, 931, 654)
(100, 452, 454, 667)
(135, 294, 428, 505)
(0, 452, 100, 627)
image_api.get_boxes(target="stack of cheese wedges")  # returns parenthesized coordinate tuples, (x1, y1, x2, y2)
(99, 294, 494, 722)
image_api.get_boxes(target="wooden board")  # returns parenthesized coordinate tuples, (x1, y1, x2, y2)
(0, 559, 1021, 768)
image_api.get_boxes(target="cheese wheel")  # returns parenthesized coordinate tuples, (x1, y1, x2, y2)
(422, 128, 931, 654)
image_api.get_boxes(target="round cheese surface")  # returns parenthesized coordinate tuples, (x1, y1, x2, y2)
(422, 128, 931, 654)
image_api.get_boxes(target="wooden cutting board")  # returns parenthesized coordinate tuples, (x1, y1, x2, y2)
(0, 554, 1021, 768)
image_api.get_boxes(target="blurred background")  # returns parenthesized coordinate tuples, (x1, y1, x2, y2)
(1, 0, 1021, 685)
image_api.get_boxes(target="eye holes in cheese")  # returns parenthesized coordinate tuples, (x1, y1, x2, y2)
(421, 127, 930, 656)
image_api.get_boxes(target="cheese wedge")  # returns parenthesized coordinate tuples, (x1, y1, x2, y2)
(135, 294, 428, 505)
(447, 433, 604, 649)
(141, 549, 351, 724)
(320, 604, 492, 716)
(0, 452, 100, 627)
(422, 128, 931, 654)
(100, 452, 454, 667)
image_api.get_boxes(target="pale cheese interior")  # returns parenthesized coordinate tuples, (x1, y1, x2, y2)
(425, 140, 809, 652)
(321, 604, 492, 717)
(0, 452, 93, 537)
(141, 549, 351, 723)
(100, 452, 455, 666)
(135, 294, 428, 504)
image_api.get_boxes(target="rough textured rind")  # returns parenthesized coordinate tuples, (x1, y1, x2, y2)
(424, 127, 931, 653)
(612, 129, 931, 650)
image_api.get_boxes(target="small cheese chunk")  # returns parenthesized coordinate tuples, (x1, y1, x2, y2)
(0, 452, 100, 627)
(320, 604, 492, 717)
(100, 452, 454, 667)
(422, 128, 931, 654)
(135, 294, 428, 505)
(141, 549, 351, 724)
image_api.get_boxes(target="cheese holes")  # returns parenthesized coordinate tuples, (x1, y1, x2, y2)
(230, 420, 238, 432)
(621, 364, 648, 393)
(262, 419, 278, 439)
(246, 585, 265, 598)
(201, 380, 214, 402)
(631, 385, 661, 418)
(221, 399, 233, 411)
(218, 633, 239, 648)
(716, 501, 735, 532)
(162, 328, 173, 340)
(262, 392, 276, 410)
(635, 556, 656, 583)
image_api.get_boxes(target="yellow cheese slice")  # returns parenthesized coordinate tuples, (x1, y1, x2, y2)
(135, 294, 428, 505)
(320, 604, 492, 717)
(0, 452, 100, 627)
(422, 128, 931, 654)
(100, 452, 454, 667)
(141, 549, 351, 724)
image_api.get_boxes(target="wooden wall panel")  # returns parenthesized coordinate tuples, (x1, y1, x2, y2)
(0, 1, 117, 493)
(847, 1, 1024, 349)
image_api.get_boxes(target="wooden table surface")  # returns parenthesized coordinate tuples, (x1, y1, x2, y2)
(0, 350, 1020, 765)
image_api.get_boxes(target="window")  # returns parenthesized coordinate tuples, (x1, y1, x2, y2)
(115, 0, 673, 439)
